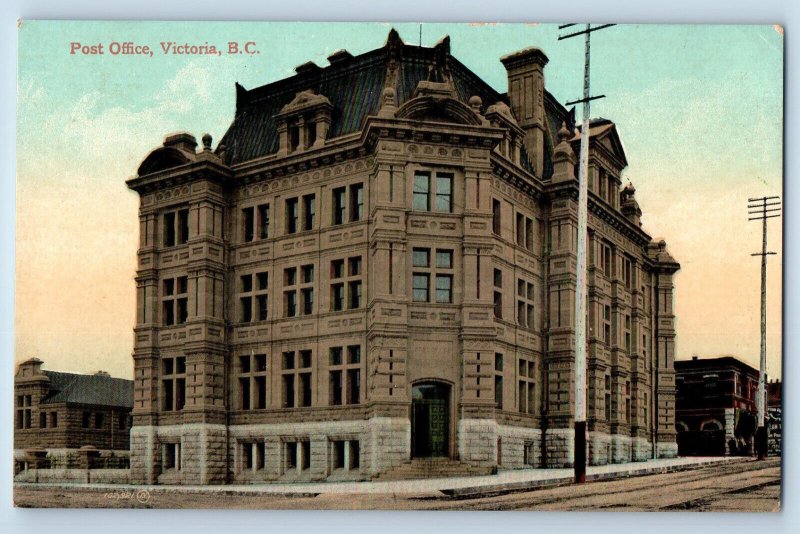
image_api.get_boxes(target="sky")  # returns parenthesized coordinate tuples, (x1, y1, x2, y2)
(15, 21, 783, 380)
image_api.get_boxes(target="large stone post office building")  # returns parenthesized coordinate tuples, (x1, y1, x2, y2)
(126, 30, 680, 485)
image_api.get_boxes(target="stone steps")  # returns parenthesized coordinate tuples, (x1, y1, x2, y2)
(374, 458, 494, 481)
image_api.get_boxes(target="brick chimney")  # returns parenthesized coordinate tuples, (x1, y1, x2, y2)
(500, 47, 549, 177)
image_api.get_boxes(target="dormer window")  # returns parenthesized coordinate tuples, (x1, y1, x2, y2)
(305, 120, 317, 148)
(289, 120, 300, 153)
(485, 102, 524, 167)
(276, 90, 333, 156)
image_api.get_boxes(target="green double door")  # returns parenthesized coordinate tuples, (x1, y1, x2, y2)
(412, 383, 450, 457)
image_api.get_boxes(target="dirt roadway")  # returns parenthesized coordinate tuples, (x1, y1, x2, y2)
(14, 458, 780, 512)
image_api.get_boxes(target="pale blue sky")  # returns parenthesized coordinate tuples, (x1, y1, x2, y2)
(16, 22, 783, 379)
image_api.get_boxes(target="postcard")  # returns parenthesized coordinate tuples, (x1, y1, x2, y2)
(13, 20, 783, 511)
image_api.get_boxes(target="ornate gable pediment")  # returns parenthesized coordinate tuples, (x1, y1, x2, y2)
(594, 124, 628, 168)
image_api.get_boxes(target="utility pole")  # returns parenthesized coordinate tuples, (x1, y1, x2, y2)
(558, 23, 613, 484)
(748, 195, 780, 460)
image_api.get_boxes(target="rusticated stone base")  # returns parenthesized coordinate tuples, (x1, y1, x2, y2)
(458, 419, 498, 468)
(497, 425, 541, 468)
(130, 424, 227, 485)
(131, 418, 413, 485)
(544, 427, 574, 467)
(657, 441, 679, 458)
(368, 417, 411, 475)
(588, 431, 612, 465)
(631, 437, 653, 461)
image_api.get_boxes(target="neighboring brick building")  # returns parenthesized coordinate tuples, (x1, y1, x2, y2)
(126, 30, 680, 485)
(675, 356, 760, 456)
(14, 358, 133, 465)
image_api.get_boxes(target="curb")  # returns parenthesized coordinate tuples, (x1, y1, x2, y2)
(439, 457, 747, 499)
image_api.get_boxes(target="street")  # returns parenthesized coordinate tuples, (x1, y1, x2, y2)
(14, 457, 780, 511)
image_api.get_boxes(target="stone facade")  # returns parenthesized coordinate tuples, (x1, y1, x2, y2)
(126, 30, 679, 484)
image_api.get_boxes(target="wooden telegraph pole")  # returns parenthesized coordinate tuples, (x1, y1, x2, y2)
(748, 195, 780, 460)
(558, 23, 614, 483)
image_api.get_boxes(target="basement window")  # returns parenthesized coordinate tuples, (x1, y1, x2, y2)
(163, 443, 181, 471)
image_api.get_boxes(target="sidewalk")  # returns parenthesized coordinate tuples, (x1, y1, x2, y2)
(15, 456, 748, 497)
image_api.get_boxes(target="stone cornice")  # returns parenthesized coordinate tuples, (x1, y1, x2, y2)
(490, 153, 544, 201)
(546, 180, 654, 249)
(126, 159, 233, 195)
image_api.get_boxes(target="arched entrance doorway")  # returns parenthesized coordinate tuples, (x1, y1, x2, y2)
(411, 382, 450, 458)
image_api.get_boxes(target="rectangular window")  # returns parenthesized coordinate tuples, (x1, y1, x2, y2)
(348, 257, 362, 277)
(329, 345, 362, 406)
(82, 411, 91, 428)
(239, 353, 268, 410)
(602, 243, 612, 277)
(302, 264, 314, 283)
(40, 411, 47, 429)
(162, 208, 189, 247)
(286, 442, 297, 469)
(331, 283, 345, 311)
(285, 198, 299, 234)
(492, 199, 501, 235)
(331, 259, 344, 279)
(330, 370, 343, 405)
(282, 376, 295, 409)
(289, 122, 300, 152)
(333, 440, 346, 469)
(162, 356, 186, 412)
(242, 207, 255, 242)
(516, 213, 525, 246)
(285, 291, 297, 317)
(282, 350, 312, 408)
(164, 211, 176, 247)
(332, 187, 346, 225)
(331, 256, 362, 312)
(178, 209, 189, 244)
(412, 274, 430, 302)
(306, 121, 317, 148)
(350, 183, 364, 222)
(95, 412, 104, 429)
(162, 276, 188, 326)
(435, 250, 452, 269)
(240, 272, 268, 323)
(518, 359, 536, 414)
(301, 287, 314, 315)
(516, 280, 535, 330)
(435, 275, 453, 303)
(302, 194, 315, 231)
(413, 172, 431, 211)
(118, 412, 126, 430)
(495, 353, 504, 410)
(258, 204, 270, 239)
(348, 281, 362, 309)
(413, 248, 453, 304)
(623, 257, 632, 289)
(435, 173, 453, 212)
(413, 248, 430, 268)
(50, 411, 58, 428)
(493, 268, 503, 319)
(163, 443, 180, 471)
(525, 217, 533, 250)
